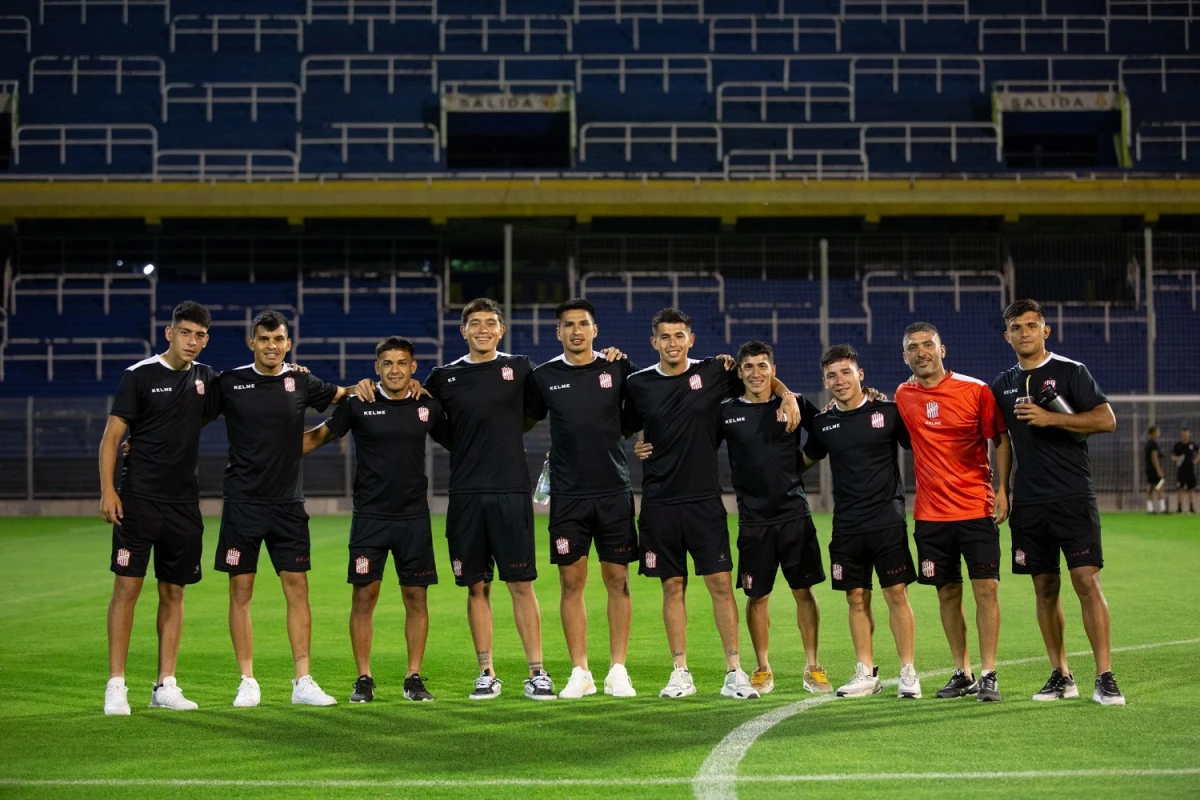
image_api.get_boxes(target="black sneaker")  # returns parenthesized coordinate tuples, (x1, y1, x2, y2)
(1093, 671, 1127, 706)
(935, 669, 978, 698)
(1032, 669, 1078, 702)
(976, 670, 1001, 702)
(350, 674, 375, 703)
(403, 674, 435, 702)
(523, 670, 558, 701)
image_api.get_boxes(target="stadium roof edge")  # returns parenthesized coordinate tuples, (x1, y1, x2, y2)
(1, 178, 1198, 224)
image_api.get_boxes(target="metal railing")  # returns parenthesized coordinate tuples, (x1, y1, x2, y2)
(301, 55, 438, 93)
(8, 272, 156, 316)
(1136, 122, 1197, 162)
(723, 148, 868, 179)
(0, 16, 32, 53)
(291, 335, 443, 380)
(1044, 301, 1149, 344)
(440, 16, 574, 53)
(716, 81, 855, 123)
(296, 271, 444, 315)
(0, 337, 152, 382)
(162, 82, 303, 123)
(978, 16, 1111, 53)
(579, 270, 725, 312)
(297, 123, 442, 165)
(724, 301, 873, 344)
(37, 0, 171, 25)
(169, 14, 306, 54)
(28, 55, 165, 95)
(862, 269, 1008, 313)
(708, 16, 842, 53)
(850, 54, 985, 93)
(578, 122, 723, 162)
(12, 124, 158, 167)
(154, 150, 300, 181)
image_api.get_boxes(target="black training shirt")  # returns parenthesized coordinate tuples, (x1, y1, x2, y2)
(426, 352, 534, 495)
(804, 399, 910, 534)
(719, 394, 820, 523)
(991, 353, 1107, 504)
(110, 355, 219, 503)
(215, 364, 339, 503)
(526, 353, 639, 499)
(1145, 440, 1162, 477)
(1175, 440, 1198, 477)
(624, 358, 743, 506)
(323, 388, 448, 519)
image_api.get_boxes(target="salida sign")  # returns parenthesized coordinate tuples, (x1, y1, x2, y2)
(443, 92, 569, 113)
(995, 91, 1118, 112)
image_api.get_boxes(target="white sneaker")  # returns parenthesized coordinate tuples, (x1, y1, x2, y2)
(897, 664, 922, 699)
(604, 664, 637, 697)
(233, 675, 260, 708)
(720, 669, 760, 700)
(558, 667, 597, 699)
(104, 677, 130, 716)
(659, 664, 696, 698)
(836, 662, 882, 698)
(469, 672, 502, 700)
(292, 675, 337, 706)
(149, 677, 198, 710)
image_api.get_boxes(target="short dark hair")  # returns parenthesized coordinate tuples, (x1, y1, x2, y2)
(375, 336, 415, 361)
(556, 298, 596, 321)
(461, 297, 504, 326)
(651, 307, 691, 331)
(1003, 298, 1046, 325)
(171, 300, 211, 329)
(736, 341, 774, 365)
(820, 343, 860, 371)
(252, 309, 289, 337)
(903, 321, 940, 341)
(1149, 425, 1159, 435)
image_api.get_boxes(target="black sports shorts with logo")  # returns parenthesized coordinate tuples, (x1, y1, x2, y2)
(548, 491, 638, 566)
(347, 515, 438, 587)
(111, 495, 203, 585)
(735, 514, 825, 598)
(445, 492, 537, 586)
(1009, 497, 1103, 575)
(828, 524, 916, 592)
(638, 497, 732, 579)
(215, 501, 311, 575)
(913, 517, 1001, 586)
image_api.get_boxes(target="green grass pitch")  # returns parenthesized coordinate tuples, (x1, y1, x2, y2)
(1, 513, 1198, 799)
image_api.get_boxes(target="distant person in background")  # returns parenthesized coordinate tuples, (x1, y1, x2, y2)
(1145, 426, 1166, 514)
(993, 298, 1124, 707)
(1173, 428, 1198, 515)
(98, 301, 218, 715)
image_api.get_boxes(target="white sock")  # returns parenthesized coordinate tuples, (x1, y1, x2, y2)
(1147, 500, 1154, 512)
(1160, 499, 1168, 512)
(107, 676, 125, 688)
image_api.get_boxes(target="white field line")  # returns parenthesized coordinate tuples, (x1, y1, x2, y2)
(693, 637, 1200, 800)
(1, 770, 1199, 789)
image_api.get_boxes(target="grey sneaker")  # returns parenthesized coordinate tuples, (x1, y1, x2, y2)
(976, 670, 1001, 703)
(1032, 669, 1078, 702)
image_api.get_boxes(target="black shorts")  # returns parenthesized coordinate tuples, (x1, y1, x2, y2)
(1178, 472, 1197, 491)
(111, 496, 203, 586)
(1147, 473, 1164, 489)
(1009, 498, 1103, 575)
(446, 492, 536, 586)
(638, 497, 732, 579)
(348, 515, 438, 587)
(549, 491, 638, 566)
(215, 501, 311, 575)
(913, 517, 1001, 586)
(735, 515, 825, 597)
(828, 524, 916, 592)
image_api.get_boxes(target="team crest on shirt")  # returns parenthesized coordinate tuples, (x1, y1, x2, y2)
(925, 401, 939, 419)
(743, 574, 753, 590)
(501, 366, 514, 381)
(921, 559, 935, 578)
(225, 548, 242, 567)
(555, 537, 570, 556)
(452, 559, 463, 577)
(418, 406, 430, 422)
(1042, 379, 1057, 392)
(689, 374, 703, 391)
(832, 563, 843, 581)
(194, 379, 205, 395)
(116, 548, 131, 567)
(871, 412, 885, 429)
(645, 551, 657, 569)
(599, 372, 613, 389)
(284, 377, 296, 393)
(355, 556, 370, 575)
(1015, 549, 1027, 567)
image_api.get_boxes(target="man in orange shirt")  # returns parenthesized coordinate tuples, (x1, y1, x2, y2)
(895, 322, 1011, 703)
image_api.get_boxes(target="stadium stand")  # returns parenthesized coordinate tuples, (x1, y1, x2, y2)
(1, 0, 1198, 178)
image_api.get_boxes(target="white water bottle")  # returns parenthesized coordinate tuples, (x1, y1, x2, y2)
(533, 459, 551, 505)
